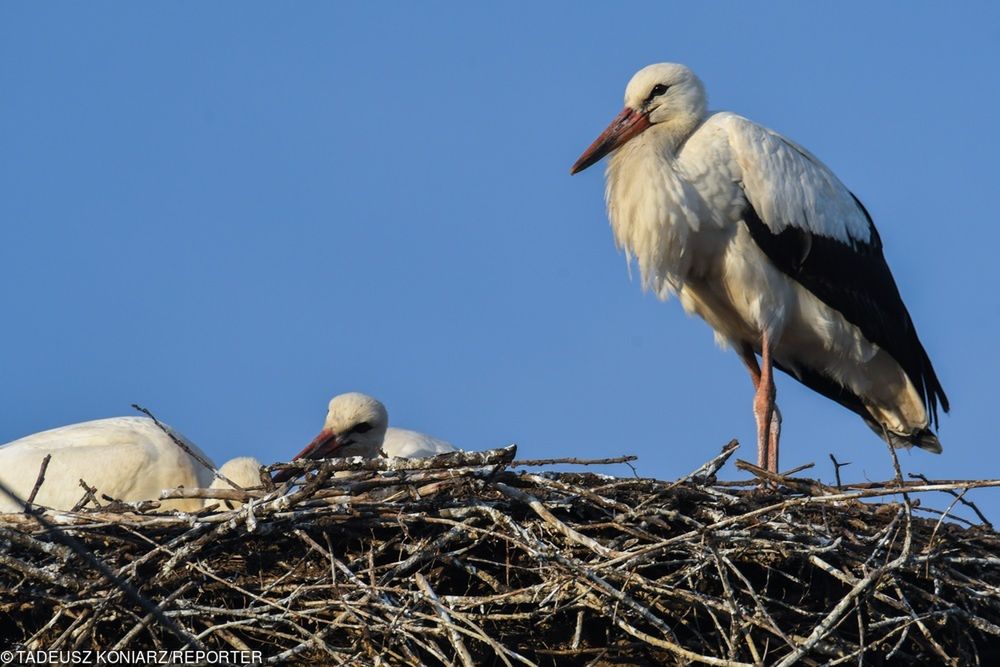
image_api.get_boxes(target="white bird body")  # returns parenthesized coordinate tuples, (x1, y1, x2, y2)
(572, 64, 947, 468)
(0, 417, 216, 513)
(382, 427, 457, 459)
(611, 112, 925, 436)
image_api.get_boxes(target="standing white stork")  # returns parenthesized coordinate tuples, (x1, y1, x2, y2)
(272, 392, 457, 482)
(0, 417, 241, 512)
(570, 63, 948, 472)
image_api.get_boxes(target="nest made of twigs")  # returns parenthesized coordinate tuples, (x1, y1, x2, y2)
(2, 442, 1000, 666)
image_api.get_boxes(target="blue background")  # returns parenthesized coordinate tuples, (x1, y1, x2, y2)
(2, 3, 997, 518)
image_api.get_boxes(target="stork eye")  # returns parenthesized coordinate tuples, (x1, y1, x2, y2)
(647, 84, 670, 101)
(352, 422, 373, 434)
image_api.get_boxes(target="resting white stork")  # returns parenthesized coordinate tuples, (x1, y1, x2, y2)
(570, 63, 948, 472)
(0, 417, 240, 512)
(272, 392, 457, 482)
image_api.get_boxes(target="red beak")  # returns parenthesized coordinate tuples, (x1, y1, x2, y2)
(292, 427, 343, 461)
(272, 428, 342, 484)
(570, 107, 651, 175)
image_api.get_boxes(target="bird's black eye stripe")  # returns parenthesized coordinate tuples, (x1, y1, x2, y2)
(351, 422, 373, 434)
(646, 84, 670, 103)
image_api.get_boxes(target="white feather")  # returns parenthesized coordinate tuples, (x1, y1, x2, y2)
(721, 114, 871, 244)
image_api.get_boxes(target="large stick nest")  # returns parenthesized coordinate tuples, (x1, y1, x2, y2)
(2, 442, 1000, 665)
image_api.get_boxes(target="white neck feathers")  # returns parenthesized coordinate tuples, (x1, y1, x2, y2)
(605, 125, 707, 296)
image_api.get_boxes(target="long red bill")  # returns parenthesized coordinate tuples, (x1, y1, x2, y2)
(272, 428, 342, 483)
(292, 428, 342, 460)
(570, 107, 651, 175)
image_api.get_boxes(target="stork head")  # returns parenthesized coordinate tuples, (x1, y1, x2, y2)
(213, 457, 265, 489)
(291, 392, 389, 462)
(209, 457, 265, 510)
(570, 63, 707, 174)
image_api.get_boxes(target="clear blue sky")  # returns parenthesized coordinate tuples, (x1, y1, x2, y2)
(2, 3, 997, 517)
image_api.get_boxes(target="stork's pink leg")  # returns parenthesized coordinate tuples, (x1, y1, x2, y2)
(749, 334, 779, 472)
(767, 378, 782, 472)
(738, 343, 762, 387)
(740, 342, 781, 472)
(767, 400, 781, 472)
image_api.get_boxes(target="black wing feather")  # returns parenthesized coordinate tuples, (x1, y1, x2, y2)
(741, 196, 948, 426)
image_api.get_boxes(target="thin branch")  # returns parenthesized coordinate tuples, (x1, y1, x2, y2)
(512, 455, 638, 467)
(829, 453, 850, 490)
(909, 472, 993, 528)
(132, 403, 243, 490)
(25, 454, 52, 510)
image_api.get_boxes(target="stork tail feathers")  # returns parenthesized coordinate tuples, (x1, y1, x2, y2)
(912, 429, 943, 454)
(861, 415, 943, 454)
(888, 427, 943, 454)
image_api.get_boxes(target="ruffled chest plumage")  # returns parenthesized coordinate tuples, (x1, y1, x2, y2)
(605, 133, 723, 296)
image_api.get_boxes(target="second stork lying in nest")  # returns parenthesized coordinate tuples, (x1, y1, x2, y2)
(570, 63, 948, 472)
(272, 392, 457, 483)
(0, 393, 456, 511)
